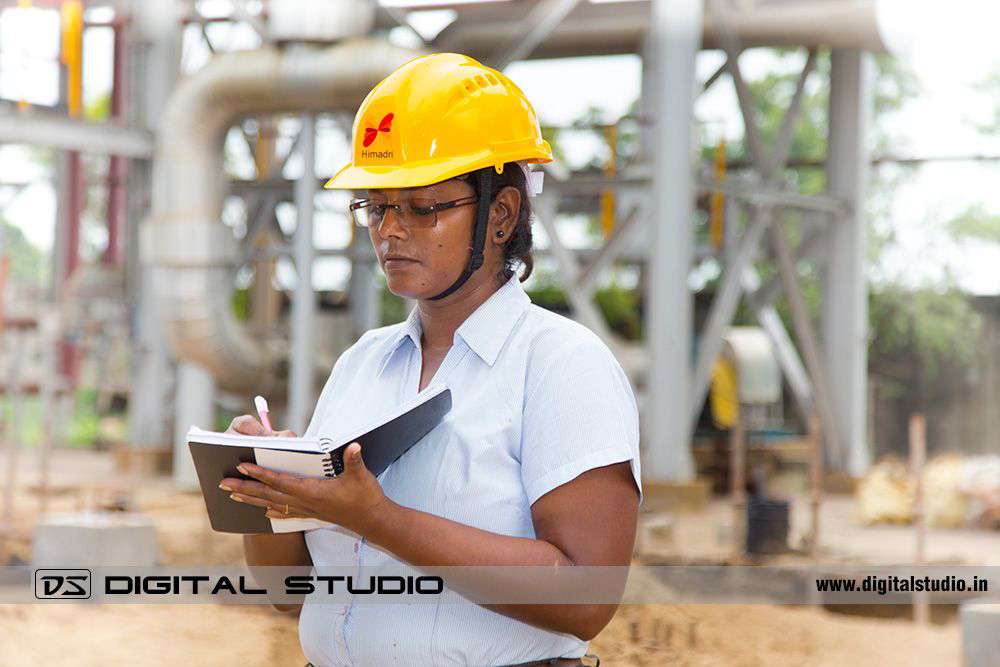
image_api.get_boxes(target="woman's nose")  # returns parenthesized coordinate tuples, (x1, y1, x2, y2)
(375, 205, 408, 238)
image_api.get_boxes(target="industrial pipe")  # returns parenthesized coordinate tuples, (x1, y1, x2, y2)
(141, 38, 421, 395)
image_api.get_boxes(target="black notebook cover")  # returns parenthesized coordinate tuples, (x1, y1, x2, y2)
(187, 385, 452, 534)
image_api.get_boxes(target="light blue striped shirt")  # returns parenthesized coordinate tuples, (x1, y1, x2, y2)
(299, 273, 642, 666)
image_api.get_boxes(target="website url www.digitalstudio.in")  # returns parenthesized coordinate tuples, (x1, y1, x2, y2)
(815, 575, 988, 596)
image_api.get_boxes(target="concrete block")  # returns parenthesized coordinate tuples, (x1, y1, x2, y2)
(961, 602, 1000, 667)
(32, 512, 159, 567)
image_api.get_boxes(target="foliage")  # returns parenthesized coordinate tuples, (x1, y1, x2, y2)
(526, 270, 643, 342)
(868, 285, 982, 378)
(84, 92, 111, 122)
(594, 280, 642, 341)
(945, 204, 1000, 243)
(0, 218, 48, 287)
(0, 390, 112, 449)
(232, 285, 250, 321)
(66, 389, 101, 446)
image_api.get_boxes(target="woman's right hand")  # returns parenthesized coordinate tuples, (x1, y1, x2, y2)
(226, 415, 297, 438)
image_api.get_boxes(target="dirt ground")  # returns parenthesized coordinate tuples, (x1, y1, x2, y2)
(0, 449, 962, 666)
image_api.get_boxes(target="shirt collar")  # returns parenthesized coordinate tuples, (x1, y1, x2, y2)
(376, 302, 422, 378)
(376, 274, 531, 377)
(455, 273, 532, 366)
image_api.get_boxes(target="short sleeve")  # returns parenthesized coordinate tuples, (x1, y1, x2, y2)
(519, 335, 643, 506)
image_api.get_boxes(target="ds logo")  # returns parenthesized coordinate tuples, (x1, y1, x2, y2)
(34, 569, 91, 599)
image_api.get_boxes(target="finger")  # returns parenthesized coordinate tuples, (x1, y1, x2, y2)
(221, 477, 299, 507)
(226, 491, 273, 510)
(264, 506, 312, 519)
(273, 429, 298, 438)
(236, 462, 305, 495)
(343, 442, 365, 474)
(227, 415, 268, 436)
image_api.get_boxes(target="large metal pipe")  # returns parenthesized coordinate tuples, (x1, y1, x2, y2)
(428, 0, 889, 59)
(141, 38, 420, 395)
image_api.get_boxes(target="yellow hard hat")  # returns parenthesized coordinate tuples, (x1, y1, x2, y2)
(324, 52, 552, 190)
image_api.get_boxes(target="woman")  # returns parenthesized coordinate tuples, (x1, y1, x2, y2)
(220, 53, 642, 667)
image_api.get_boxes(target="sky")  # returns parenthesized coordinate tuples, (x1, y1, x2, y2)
(0, 1, 998, 293)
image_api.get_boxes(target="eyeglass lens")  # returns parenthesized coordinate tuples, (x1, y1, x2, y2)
(355, 198, 439, 230)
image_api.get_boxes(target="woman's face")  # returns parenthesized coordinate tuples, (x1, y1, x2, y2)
(367, 176, 513, 301)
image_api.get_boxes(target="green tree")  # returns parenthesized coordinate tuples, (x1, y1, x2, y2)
(0, 218, 48, 287)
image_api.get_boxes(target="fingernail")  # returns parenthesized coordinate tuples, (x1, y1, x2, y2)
(230, 494, 243, 503)
(218, 483, 232, 492)
(236, 465, 248, 475)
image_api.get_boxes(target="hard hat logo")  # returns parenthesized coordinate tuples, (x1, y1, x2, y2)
(362, 113, 394, 148)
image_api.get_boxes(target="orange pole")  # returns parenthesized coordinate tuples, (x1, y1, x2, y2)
(599, 124, 617, 238)
(60, 0, 84, 118)
(710, 138, 726, 247)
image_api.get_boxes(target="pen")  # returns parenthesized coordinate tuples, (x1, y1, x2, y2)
(254, 395, 273, 433)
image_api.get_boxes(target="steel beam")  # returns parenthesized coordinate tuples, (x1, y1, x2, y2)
(576, 203, 640, 295)
(428, 0, 889, 60)
(647, 0, 701, 482)
(769, 219, 845, 466)
(768, 49, 818, 178)
(288, 113, 317, 435)
(743, 268, 815, 424)
(174, 362, 214, 489)
(696, 177, 846, 215)
(747, 215, 827, 308)
(824, 48, 873, 473)
(689, 204, 770, 424)
(129, 0, 179, 453)
(488, 0, 582, 67)
(534, 193, 621, 351)
(0, 112, 153, 158)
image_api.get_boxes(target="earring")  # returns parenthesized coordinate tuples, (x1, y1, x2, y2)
(496, 230, 504, 238)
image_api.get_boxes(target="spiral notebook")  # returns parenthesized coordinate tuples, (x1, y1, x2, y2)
(186, 384, 452, 534)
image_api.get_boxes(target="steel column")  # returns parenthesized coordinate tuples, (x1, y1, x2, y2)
(174, 361, 214, 489)
(647, 0, 702, 482)
(824, 48, 873, 473)
(129, 0, 179, 451)
(288, 113, 317, 435)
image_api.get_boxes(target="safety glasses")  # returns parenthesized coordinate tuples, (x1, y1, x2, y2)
(348, 195, 479, 232)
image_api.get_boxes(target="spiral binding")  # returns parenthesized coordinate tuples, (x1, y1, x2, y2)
(320, 438, 344, 477)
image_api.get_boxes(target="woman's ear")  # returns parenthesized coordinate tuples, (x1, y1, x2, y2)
(490, 185, 522, 242)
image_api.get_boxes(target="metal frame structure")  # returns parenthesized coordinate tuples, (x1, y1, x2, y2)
(0, 0, 880, 485)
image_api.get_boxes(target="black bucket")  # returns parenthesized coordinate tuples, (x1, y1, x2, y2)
(746, 496, 790, 555)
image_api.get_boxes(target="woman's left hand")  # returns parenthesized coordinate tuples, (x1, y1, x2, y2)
(219, 442, 389, 536)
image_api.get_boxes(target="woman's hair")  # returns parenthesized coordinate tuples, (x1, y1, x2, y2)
(458, 162, 534, 285)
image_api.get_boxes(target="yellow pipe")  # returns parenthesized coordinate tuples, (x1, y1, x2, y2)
(60, 0, 84, 118)
(600, 123, 617, 238)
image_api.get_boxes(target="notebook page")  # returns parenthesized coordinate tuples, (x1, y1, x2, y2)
(251, 449, 336, 533)
(186, 426, 325, 453)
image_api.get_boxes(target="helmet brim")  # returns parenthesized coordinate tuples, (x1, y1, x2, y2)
(324, 146, 552, 191)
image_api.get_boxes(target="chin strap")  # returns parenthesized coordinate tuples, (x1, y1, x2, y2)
(428, 167, 493, 300)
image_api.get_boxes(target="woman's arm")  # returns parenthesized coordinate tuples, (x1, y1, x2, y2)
(227, 415, 314, 613)
(228, 446, 639, 638)
(243, 532, 313, 613)
(364, 460, 638, 640)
